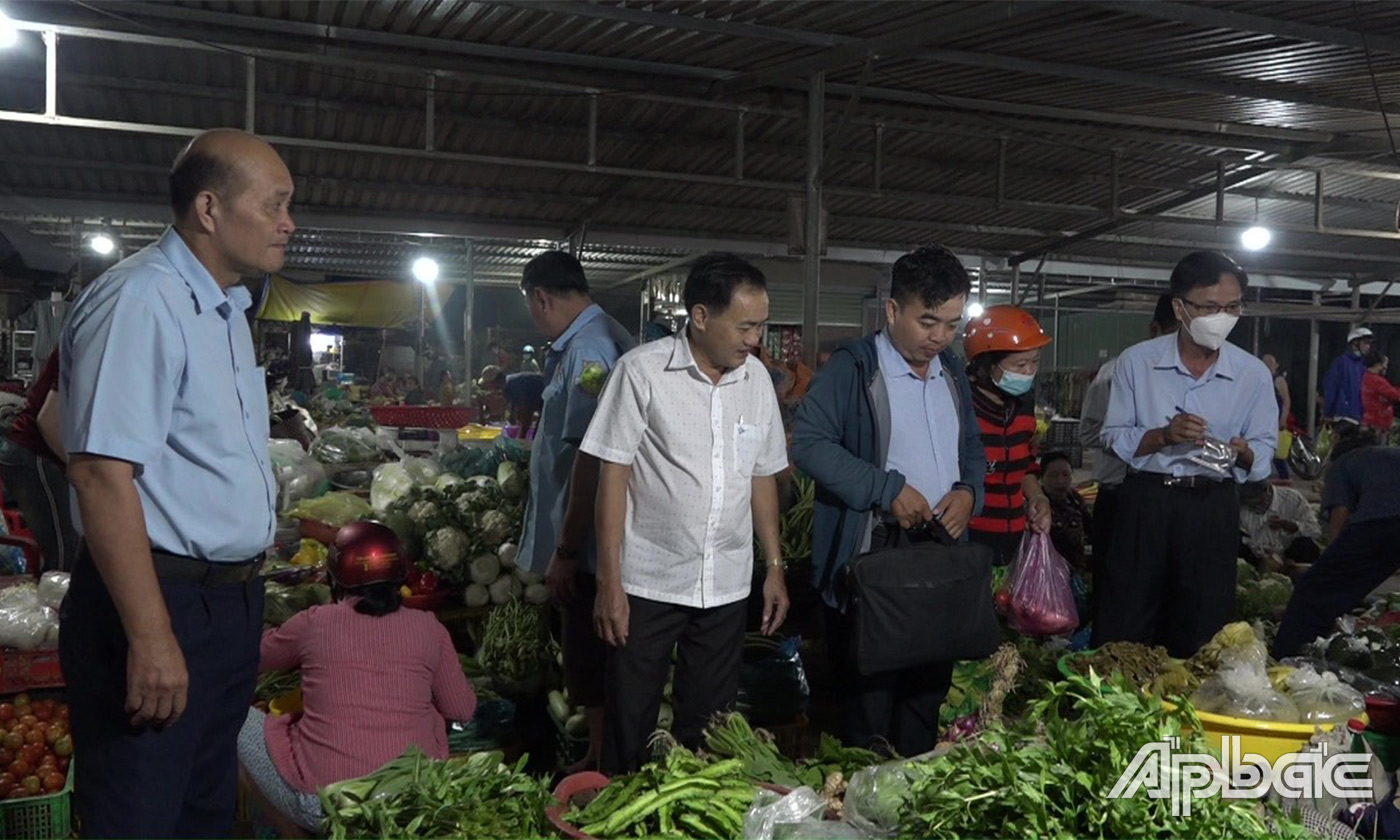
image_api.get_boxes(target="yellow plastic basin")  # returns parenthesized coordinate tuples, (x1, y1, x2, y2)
(269, 688, 304, 716)
(1161, 700, 1333, 765)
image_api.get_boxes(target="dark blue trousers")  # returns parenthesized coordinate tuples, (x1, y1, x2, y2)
(1273, 516, 1400, 658)
(59, 549, 264, 838)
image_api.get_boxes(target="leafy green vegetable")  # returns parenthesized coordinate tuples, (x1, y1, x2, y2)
(254, 669, 302, 703)
(565, 745, 756, 839)
(478, 600, 554, 692)
(319, 747, 551, 839)
(702, 711, 802, 787)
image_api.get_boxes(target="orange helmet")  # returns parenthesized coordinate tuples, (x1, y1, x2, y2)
(963, 305, 1051, 359)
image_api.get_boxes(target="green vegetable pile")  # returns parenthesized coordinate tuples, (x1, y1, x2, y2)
(319, 747, 551, 839)
(896, 673, 1310, 840)
(264, 580, 334, 626)
(564, 747, 757, 839)
(1065, 641, 1173, 689)
(254, 668, 302, 703)
(780, 472, 815, 565)
(1235, 562, 1294, 623)
(477, 600, 555, 694)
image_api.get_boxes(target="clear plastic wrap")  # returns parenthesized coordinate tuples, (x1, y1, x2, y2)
(370, 462, 413, 512)
(270, 438, 329, 511)
(1186, 436, 1237, 477)
(1005, 532, 1079, 637)
(1285, 665, 1366, 723)
(844, 759, 916, 836)
(284, 491, 372, 528)
(0, 582, 58, 651)
(1191, 662, 1302, 722)
(742, 786, 827, 840)
(772, 821, 870, 839)
(36, 571, 69, 609)
(311, 427, 380, 464)
(402, 456, 443, 486)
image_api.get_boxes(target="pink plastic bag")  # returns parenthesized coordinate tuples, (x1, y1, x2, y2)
(1006, 531, 1079, 637)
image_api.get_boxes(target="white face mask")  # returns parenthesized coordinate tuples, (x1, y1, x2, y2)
(1184, 311, 1239, 351)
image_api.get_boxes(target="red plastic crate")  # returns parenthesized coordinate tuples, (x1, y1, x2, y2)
(0, 536, 64, 693)
(369, 406, 476, 429)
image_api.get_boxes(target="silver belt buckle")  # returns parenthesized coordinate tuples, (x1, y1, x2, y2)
(1163, 475, 1186, 488)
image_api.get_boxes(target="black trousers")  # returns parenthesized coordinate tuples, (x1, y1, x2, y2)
(0, 442, 77, 572)
(601, 595, 746, 774)
(824, 605, 953, 758)
(1273, 517, 1400, 658)
(1090, 483, 1120, 578)
(1092, 474, 1239, 658)
(562, 570, 607, 708)
(59, 548, 264, 838)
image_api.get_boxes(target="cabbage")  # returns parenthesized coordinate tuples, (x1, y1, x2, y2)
(469, 553, 501, 585)
(370, 462, 413, 512)
(497, 461, 526, 501)
(497, 542, 518, 570)
(478, 510, 513, 545)
(426, 527, 469, 570)
(434, 472, 466, 492)
(403, 457, 443, 485)
(463, 583, 490, 608)
(524, 583, 549, 605)
(488, 575, 522, 604)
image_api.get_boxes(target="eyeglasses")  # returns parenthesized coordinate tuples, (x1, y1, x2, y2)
(1180, 299, 1244, 317)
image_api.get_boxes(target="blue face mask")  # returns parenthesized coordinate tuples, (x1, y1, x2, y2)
(997, 368, 1035, 397)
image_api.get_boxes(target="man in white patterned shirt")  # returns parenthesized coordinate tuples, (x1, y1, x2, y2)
(581, 254, 790, 773)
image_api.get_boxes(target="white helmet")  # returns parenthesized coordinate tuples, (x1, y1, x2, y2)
(1348, 326, 1375, 344)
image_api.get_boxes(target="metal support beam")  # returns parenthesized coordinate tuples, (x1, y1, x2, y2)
(244, 56, 256, 132)
(803, 72, 825, 367)
(996, 140, 1007, 208)
(1110, 151, 1120, 218)
(1307, 291, 1320, 439)
(1215, 164, 1225, 223)
(587, 94, 598, 168)
(735, 110, 745, 180)
(1010, 264, 1020, 302)
(43, 30, 56, 118)
(463, 242, 474, 384)
(425, 74, 435, 152)
(1106, 1, 1400, 58)
(1314, 171, 1324, 231)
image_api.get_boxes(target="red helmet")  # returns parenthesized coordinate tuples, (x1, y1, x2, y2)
(963, 305, 1051, 359)
(331, 521, 408, 589)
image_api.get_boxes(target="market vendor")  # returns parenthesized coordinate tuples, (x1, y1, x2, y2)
(1040, 451, 1092, 576)
(515, 250, 634, 773)
(1238, 480, 1321, 572)
(504, 370, 546, 436)
(964, 305, 1054, 564)
(1361, 350, 1400, 436)
(1272, 427, 1400, 657)
(791, 243, 985, 756)
(238, 522, 476, 830)
(0, 347, 78, 572)
(1097, 250, 1277, 658)
(59, 129, 289, 837)
(581, 253, 790, 773)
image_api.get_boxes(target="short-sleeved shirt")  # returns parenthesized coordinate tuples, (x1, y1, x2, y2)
(1103, 334, 1277, 483)
(60, 228, 277, 562)
(9, 349, 60, 463)
(1322, 447, 1400, 525)
(503, 372, 546, 415)
(579, 332, 788, 608)
(518, 304, 636, 576)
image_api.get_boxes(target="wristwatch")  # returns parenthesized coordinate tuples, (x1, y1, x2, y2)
(555, 543, 580, 560)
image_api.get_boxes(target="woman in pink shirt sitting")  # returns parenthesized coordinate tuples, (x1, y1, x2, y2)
(237, 522, 476, 830)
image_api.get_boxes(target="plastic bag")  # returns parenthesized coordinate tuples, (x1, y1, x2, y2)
(311, 427, 380, 464)
(1005, 532, 1078, 637)
(0, 582, 58, 650)
(1285, 665, 1366, 723)
(1187, 436, 1237, 477)
(738, 635, 810, 726)
(844, 759, 917, 836)
(284, 491, 372, 528)
(36, 571, 69, 609)
(270, 438, 329, 511)
(1191, 661, 1302, 722)
(402, 456, 443, 486)
(742, 786, 826, 840)
(772, 821, 870, 839)
(370, 462, 414, 512)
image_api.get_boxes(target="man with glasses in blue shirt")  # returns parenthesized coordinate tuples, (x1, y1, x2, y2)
(1096, 251, 1277, 658)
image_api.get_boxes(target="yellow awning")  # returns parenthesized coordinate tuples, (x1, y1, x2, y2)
(256, 275, 451, 328)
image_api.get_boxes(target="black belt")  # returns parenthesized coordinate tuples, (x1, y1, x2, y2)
(151, 551, 263, 586)
(1127, 470, 1225, 490)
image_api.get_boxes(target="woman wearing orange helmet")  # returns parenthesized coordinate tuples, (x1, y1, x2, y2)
(236, 522, 477, 830)
(963, 305, 1054, 565)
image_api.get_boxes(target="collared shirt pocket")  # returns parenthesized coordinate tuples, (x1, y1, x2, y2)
(733, 421, 763, 476)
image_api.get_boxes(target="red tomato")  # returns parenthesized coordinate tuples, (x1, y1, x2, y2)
(43, 725, 65, 746)
(55, 756, 69, 773)
(20, 776, 40, 795)
(0, 704, 13, 723)
(0, 749, 10, 767)
(31, 706, 51, 723)
(6, 787, 26, 800)
(22, 730, 43, 748)
(8, 760, 30, 779)
(1, 732, 21, 752)
(40, 772, 62, 793)
(17, 715, 36, 728)
(52, 736, 72, 758)
(20, 744, 43, 765)
(36, 754, 54, 770)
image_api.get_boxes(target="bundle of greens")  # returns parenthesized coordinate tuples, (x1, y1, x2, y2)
(477, 600, 554, 694)
(254, 669, 302, 703)
(897, 673, 1310, 840)
(319, 748, 551, 839)
(565, 746, 757, 839)
(1065, 641, 1174, 689)
(702, 711, 801, 787)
